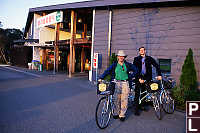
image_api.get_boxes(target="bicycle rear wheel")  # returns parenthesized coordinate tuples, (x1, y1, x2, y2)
(95, 96, 112, 129)
(153, 93, 162, 120)
(162, 90, 175, 114)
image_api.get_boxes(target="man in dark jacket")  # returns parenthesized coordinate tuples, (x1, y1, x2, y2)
(133, 47, 162, 116)
(99, 50, 138, 121)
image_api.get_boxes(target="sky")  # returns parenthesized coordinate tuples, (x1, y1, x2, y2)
(0, 0, 92, 30)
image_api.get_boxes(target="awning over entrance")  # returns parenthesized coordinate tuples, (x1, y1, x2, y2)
(22, 38, 91, 47)
(45, 38, 91, 46)
(14, 39, 39, 43)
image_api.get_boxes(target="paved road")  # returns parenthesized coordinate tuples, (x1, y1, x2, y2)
(0, 66, 185, 133)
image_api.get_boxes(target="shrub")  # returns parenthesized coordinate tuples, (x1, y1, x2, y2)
(104, 53, 117, 81)
(172, 48, 200, 110)
(172, 86, 185, 109)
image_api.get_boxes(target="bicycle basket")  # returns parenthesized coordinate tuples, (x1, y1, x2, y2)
(97, 82, 115, 95)
(145, 81, 160, 93)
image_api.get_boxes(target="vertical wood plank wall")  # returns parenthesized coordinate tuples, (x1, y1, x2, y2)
(93, 10, 110, 74)
(94, 6, 200, 84)
(111, 6, 200, 84)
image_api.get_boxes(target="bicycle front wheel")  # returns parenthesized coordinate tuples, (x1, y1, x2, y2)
(153, 93, 162, 120)
(95, 96, 112, 129)
(162, 90, 175, 114)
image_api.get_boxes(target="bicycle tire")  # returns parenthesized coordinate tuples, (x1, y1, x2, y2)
(153, 93, 162, 120)
(95, 96, 112, 129)
(162, 90, 175, 114)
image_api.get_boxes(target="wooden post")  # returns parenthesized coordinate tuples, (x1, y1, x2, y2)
(81, 47, 85, 72)
(73, 13, 77, 73)
(42, 13, 47, 70)
(82, 23, 87, 39)
(42, 48, 46, 70)
(69, 10, 77, 77)
(55, 23, 60, 72)
(72, 46, 75, 73)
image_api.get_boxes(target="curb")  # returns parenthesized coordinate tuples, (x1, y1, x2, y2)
(175, 108, 186, 113)
(1, 65, 41, 78)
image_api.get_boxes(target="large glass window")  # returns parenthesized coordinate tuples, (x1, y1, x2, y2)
(158, 59, 171, 73)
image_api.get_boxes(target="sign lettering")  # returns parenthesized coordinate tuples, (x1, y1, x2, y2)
(37, 11, 63, 28)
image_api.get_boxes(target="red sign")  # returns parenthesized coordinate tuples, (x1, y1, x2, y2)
(186, 101, 200, 133)
(93, 53, 98, 69)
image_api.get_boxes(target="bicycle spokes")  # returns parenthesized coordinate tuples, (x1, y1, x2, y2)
(162, 90, 175, 114)
(153, 94, 162, 120)
(95, 97, 112, 129)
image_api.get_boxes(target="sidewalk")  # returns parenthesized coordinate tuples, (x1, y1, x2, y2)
(1, 65, 89, 78)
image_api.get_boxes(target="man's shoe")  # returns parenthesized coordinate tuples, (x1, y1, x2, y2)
(119, 117, 125, 122)
(135, 110, 140, 116)
(140, 106, 148, 112)
(113, 115, 119, 119)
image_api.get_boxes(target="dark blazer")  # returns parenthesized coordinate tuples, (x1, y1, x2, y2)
(133, 55, 161, 81)
(99, 61, 138, 81)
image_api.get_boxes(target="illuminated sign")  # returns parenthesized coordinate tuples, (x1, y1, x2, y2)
(37, 11, 63, 28)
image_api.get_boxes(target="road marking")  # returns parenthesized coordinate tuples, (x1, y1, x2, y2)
(1, 66, 41, 78)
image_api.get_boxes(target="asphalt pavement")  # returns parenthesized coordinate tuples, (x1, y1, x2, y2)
(0, 65, 186, 133)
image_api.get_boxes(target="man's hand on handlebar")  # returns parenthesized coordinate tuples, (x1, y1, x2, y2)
(139, 78, 145, 84)
(98, 79, 103, 82)
(156, 76, 162, 80)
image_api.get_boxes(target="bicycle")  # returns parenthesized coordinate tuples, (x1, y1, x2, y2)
(95, 80, 116, 129)
(136, 79, 163, 120)
(95, 80, 135, 129)
(159, 78, 175, 114)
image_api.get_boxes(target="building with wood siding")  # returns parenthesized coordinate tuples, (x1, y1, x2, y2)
(23, 0, 200, 87)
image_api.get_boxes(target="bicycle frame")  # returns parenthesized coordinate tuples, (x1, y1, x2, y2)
(136, 79, 161, 105)
(159, 80, 165, 104)
(139, 89, 152, 104)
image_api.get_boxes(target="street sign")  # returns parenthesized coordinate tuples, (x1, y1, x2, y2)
(37, 11, 63, 28)
(93, 53, 98, 69)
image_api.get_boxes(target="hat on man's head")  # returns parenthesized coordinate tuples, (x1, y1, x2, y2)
(117, 50, 127, 57)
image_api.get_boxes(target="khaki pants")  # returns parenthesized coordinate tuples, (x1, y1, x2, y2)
(114, 81, 129, 118)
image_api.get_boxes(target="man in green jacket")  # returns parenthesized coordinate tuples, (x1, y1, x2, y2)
(99, 50, 138, 121)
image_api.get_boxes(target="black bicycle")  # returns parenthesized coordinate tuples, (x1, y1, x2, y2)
(137, 79, 163, 120)
(139, 77, 175, 120)
(159, 78, 175, 114)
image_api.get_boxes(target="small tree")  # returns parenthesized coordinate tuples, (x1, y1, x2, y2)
(180, 48, 197, 90)
(0, 21, 3, 28)
(173, 48, 200, 109)
(109, 53, 117, 65)
(104, 53, 117, 81)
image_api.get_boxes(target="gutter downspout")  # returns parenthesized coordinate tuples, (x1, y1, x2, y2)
(108, 8, 112, 66)
(89, 9, 95, 81)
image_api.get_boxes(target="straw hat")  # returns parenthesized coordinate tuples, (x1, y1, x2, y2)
(117, 50, 127, 57)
